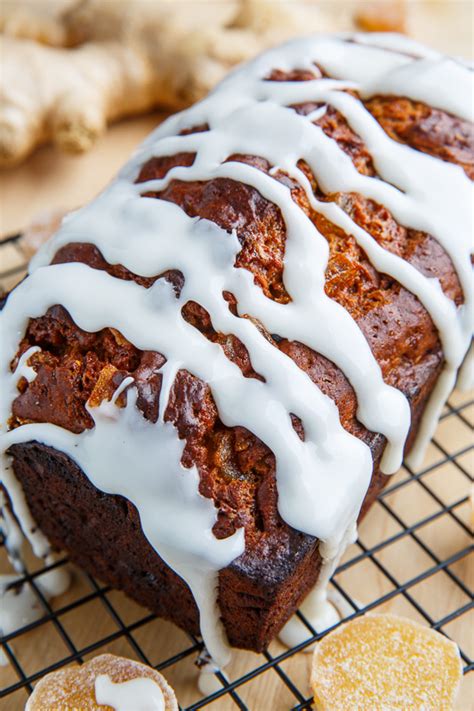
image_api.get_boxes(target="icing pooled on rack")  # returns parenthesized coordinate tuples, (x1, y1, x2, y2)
(0, 33, 472, 667)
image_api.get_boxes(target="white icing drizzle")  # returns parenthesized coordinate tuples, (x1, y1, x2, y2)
(0, 347, 50, 559)
(95, 674, 165, 711)
(0, 33, 472, 668)
(0, 489, 24, 573)
(0, 492, 71, 659)
(456, 341, 474, 392)
(0, 364, 71, 663)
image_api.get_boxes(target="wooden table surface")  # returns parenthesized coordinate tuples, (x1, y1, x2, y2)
(1, 20, 473, 711)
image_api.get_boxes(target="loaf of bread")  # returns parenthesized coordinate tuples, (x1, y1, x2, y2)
(1, 33, 472, 667)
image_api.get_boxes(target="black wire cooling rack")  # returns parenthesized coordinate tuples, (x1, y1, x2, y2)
(0, 230, 473, 710)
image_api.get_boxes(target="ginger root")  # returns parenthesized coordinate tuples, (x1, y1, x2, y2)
(0, 0, 73, 47)
(0, 36, 157, 164)
(0, 0, 346, 166)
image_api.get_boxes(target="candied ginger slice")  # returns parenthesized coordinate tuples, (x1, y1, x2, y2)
(25, 653, 178, 710)
(311, 613, 462, 711)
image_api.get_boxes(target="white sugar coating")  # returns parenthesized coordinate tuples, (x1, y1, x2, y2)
(25, 653, 178, 711)
(0, 33, 472, 668)
(311, 614, 463, 710)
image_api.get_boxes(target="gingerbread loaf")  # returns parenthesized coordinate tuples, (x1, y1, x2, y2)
(1, 33, 472, 664)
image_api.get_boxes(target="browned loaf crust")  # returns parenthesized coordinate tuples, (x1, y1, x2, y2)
(5, 67, 471, 652)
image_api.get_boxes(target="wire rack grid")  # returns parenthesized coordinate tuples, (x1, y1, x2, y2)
(0, 231, 473, 710)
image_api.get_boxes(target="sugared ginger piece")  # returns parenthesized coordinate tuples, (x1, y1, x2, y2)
(311, 613, 462, 710)
(25, 653, 179, 710)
